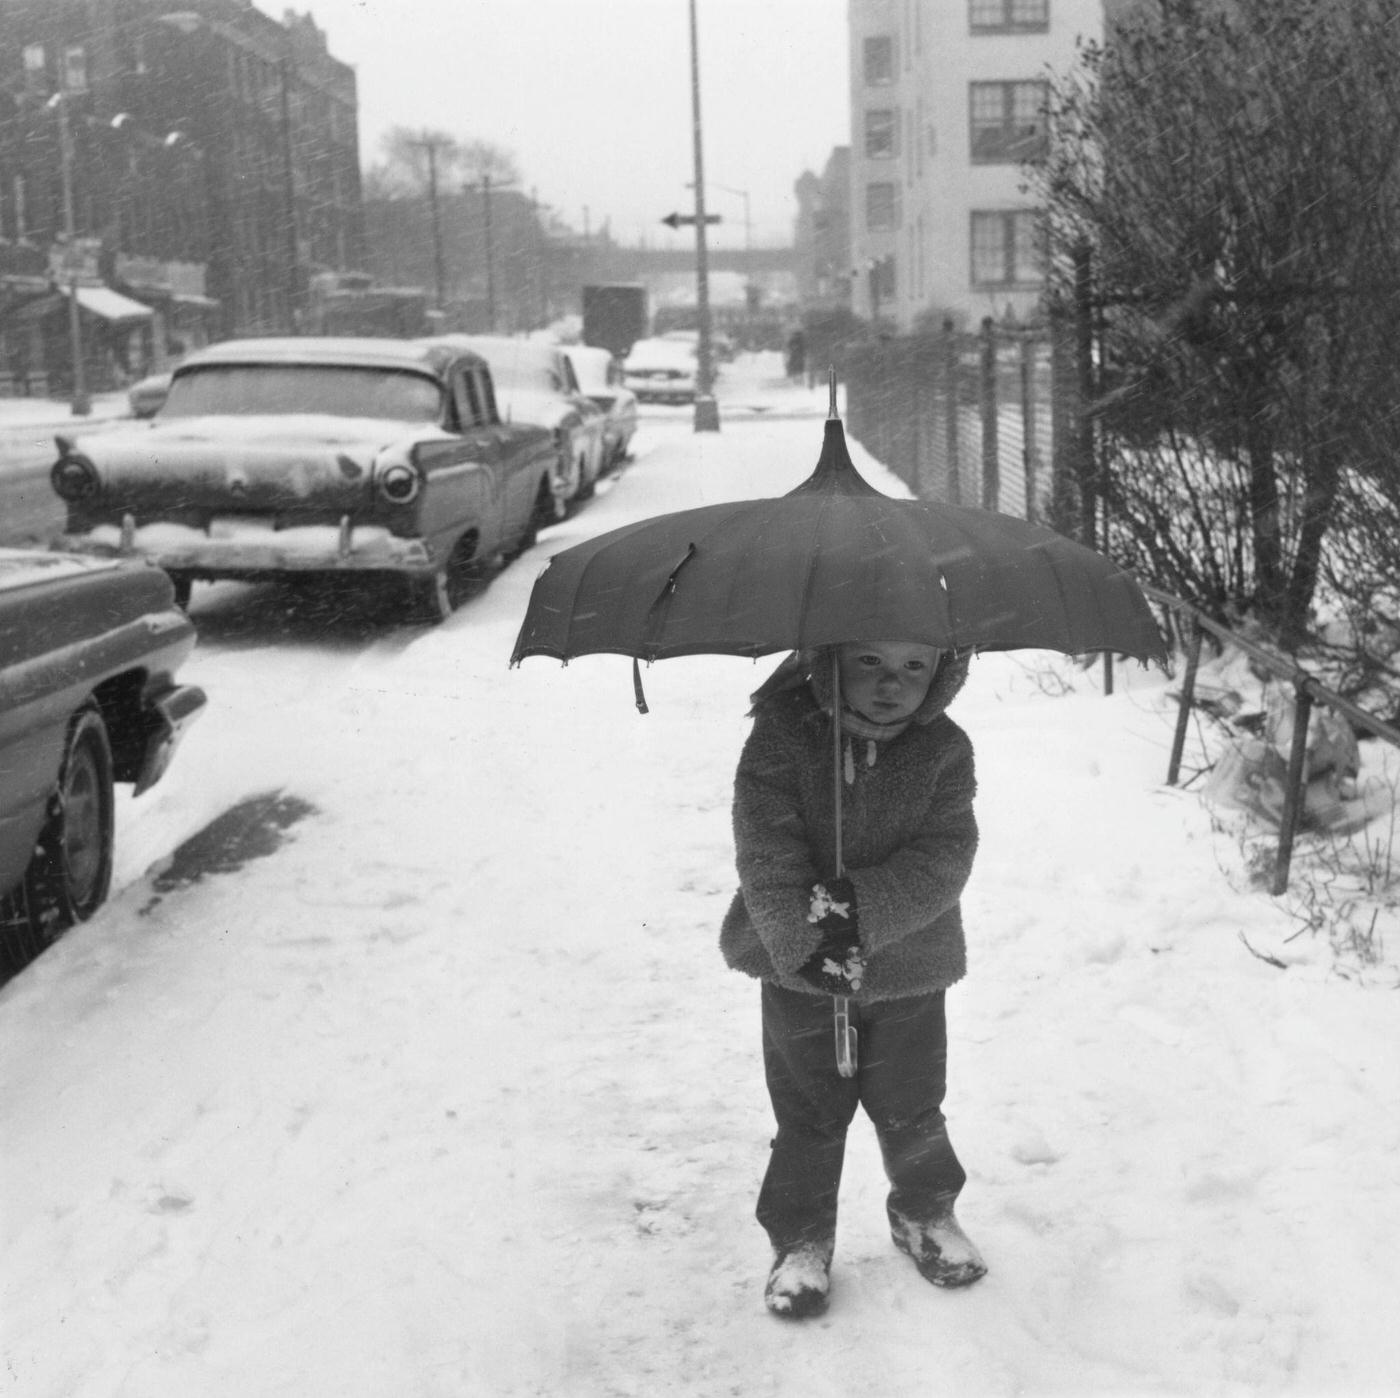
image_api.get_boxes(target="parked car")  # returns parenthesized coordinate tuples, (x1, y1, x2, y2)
(565, 345, 638, 472)
(49, 337, 558, 624)
(0, 548, 206, 966)
(450, 335, 607, 509)
(660, 327, 734, 362)
(127, 369, 174, 419)
(623, 336, 701, 404)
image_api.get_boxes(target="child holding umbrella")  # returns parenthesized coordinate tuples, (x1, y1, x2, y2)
(720, 638, 985, 1318)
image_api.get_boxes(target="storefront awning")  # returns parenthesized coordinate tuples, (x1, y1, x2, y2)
(172, 292, 221, 312)
(64, 286, 155, 324)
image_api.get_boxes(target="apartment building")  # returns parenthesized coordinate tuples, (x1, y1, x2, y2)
(847, 0, 1106, 329)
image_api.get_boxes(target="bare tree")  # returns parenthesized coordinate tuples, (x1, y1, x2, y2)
(1033, 0, 1400, 653)
(363, 128, 519, 199)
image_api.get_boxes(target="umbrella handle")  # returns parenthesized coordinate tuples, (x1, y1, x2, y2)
(834, 995, 857, 1077)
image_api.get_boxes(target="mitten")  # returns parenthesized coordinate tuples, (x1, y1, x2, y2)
(796, 877, 865, 993)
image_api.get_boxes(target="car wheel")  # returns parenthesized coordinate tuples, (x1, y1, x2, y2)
(22, 705, 115, 945)
(403, 537, 487, 624)
(169, 573, 193, 610)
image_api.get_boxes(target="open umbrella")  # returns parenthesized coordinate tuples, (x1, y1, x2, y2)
(511, 401, 1165, 683)
(512, 381, 1166, 1072)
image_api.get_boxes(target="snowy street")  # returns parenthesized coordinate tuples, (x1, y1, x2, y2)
(3, 357, 1399, 1397)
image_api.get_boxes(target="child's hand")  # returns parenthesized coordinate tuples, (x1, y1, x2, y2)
(798, 879, 865, 992)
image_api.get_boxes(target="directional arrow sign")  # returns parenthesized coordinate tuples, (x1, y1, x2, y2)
(661, 211, 722, 229)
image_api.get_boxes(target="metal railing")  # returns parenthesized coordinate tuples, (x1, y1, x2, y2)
(1144, 584, 1400, 895)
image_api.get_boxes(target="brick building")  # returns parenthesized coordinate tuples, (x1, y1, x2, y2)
(0, 0, 363, 394)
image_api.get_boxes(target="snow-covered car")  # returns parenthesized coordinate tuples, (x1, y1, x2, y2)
(0, 549, 205, 966)
(447, 335, 607, 509)
(565, 345, 638, 472)
(623, 337, 700, 404)
(49, 337, 558, 624)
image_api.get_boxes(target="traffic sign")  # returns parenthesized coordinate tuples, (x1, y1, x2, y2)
(661, 212, 722, 229)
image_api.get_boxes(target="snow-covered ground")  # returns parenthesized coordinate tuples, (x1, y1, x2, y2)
(3, 356, 1399, 1397)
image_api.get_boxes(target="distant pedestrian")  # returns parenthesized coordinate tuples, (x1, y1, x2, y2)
(720, 641, 986, 1318)
(785, 328, 806, 382)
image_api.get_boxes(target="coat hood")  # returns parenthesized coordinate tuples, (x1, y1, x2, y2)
(749, 645, 971, 726)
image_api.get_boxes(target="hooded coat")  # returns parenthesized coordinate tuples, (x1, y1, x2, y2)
(719, 648, 977, 1004)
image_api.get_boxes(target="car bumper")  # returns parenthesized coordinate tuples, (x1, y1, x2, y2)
(55, 517, 435, 579)
(628, 385, 696, 403)
(134, 681, 207, 796)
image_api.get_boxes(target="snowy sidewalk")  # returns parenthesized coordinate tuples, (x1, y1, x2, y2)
(2, 376, 1398, 1397)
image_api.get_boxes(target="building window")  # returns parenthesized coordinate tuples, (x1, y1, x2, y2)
(867, 182, 900, 231)
(62, 46, 88, 94)
(970, 210, 1043, 286)
(22, 44, 46, 97)
(865, 109, 899, 159)
(864, 34, 895, 86)
(969, 80, 1048, 163)
(969, 0, 1050, 31)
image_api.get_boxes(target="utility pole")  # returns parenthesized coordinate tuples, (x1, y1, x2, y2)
(278, 53, 300, 332)
(48, 91, 89, 415)
(688, 0, 719, 432)
(409, 133, 452, 313)
(484, 174, 497, 330)
(477, 172, 518, 332)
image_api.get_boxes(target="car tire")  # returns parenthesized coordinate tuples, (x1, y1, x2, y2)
(22, 705, 115, 945)
(403, 536, 487, 624)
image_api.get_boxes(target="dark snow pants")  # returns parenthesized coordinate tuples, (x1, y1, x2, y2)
(756, 982, 967, 1249)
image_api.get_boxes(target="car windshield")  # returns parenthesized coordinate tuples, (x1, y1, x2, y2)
(159, 364, 444, 422)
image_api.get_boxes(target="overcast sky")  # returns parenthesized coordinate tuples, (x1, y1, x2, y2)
(272, 0, 851, 250)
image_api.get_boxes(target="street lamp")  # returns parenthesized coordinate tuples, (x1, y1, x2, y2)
(694, 179, 750, 252)
(46, 91, 90, 416)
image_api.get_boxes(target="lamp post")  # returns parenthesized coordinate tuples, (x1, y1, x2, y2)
(687, 0, 719, 432)
(47, 91, 89, 415)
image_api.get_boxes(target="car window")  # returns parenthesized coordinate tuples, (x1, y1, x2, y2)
(474, 369, 499, 423)
(160, 365, 444, 422)
(453, 368, 484, 428)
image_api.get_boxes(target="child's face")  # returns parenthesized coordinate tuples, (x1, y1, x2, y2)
(837, 641, 943, 723)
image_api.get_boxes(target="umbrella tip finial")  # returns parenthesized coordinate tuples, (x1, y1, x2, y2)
(827, 365, 837, 420)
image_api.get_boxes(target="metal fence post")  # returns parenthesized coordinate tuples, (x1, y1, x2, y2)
(980, 317, 999, 511)
(1166, 622, 1203, 786)
(943, 318, 961, 505)
(1021, 335, 1038, 522)
(1271, 684, 1314, 895)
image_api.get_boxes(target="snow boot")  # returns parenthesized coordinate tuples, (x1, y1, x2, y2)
(764, 1238, 834, 1319)
(891, 1210, 987, 1289)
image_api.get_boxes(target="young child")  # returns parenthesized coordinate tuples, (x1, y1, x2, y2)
(720, 639, 985, 1318)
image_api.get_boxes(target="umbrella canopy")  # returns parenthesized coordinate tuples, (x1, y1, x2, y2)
(511, 417, 1167, 670)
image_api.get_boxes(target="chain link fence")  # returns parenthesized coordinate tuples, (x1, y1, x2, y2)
(842, 320, 1061, 522)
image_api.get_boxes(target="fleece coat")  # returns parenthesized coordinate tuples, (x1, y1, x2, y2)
(719, 651, 977, 1004)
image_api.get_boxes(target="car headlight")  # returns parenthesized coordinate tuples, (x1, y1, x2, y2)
(52, 453, 100, 501)
(375, 461, 422, 505)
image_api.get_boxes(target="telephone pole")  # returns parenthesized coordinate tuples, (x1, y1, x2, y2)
(408, 133, 453, 312)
